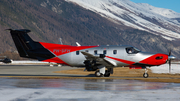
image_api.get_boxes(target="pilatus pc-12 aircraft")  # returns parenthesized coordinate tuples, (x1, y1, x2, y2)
(8, 29, 176, 78)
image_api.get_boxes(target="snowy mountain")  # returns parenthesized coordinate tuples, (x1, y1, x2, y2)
(1, 0, 180, 59)
(66, 0, 180, 41)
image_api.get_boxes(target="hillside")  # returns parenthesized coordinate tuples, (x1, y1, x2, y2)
(0, 0, 180, 59)
(67, 0, 180, 41)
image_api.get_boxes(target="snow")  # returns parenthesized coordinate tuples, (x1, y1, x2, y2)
(66, 0, 180, 41)
(0, 78, 180, 101)
(11, 60, 48, 64)
(136, 3, 180, 18)
(0, 60, 50, 65)
(150, 63, 180, 74)
(161, 35, 175, 41)
(0, 86, 180, 101)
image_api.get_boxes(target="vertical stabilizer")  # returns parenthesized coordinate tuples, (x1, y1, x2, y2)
(8, 29, 55, 60)
(9, 29, 33, 57)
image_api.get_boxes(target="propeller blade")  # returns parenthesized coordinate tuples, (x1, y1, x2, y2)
(169, 49, 171, 56)
(169, 59, 171, 73)
(168, 49, 172, 73)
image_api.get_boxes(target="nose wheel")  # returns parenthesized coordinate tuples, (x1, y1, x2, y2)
(143, 68, 149, 78)
(143, 73, 149, 78)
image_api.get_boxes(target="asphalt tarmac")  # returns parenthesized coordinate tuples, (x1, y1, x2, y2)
(0, 65, 180, 100)
(0, 65, 180, 82)
(0, 65, 84, 77)
(0, 65, 168, 78)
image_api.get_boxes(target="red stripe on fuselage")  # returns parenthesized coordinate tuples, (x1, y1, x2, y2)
(42, 57, 70, 66)
(39, 42, 98, 56)
(39, 42, 98, 65)
(106, 53, 168, 66)
(106, 56, 135, 65)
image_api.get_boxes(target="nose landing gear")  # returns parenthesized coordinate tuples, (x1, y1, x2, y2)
(143, 68, 149, 78)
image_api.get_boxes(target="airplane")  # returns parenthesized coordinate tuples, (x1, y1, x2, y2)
(0, 56, 12, 64)
(7, 29, 176, 78)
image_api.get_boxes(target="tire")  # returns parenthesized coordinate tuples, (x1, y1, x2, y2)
(143, 73, 149, 78)
(104, 70, 110, 77)
(95, 71, 103, 77)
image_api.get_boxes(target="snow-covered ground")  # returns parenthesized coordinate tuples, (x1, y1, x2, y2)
(11, 60, 48, 64)
(150, 64, 180, 74)
(0, 87, 180, 101)
(0, 79, 180, 101)
(0, 60, 50, 65)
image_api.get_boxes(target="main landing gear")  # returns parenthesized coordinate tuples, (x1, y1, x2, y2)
(143, 68, 149, 78)
(94, 65, 149, 78)
(95, 66, 112, 77)
(95, 70, 111, 77)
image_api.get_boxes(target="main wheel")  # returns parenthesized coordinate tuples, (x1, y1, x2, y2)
(95, 70, 103, 77)
(104, 70, 110, 77)
(143, 73, 149, 78)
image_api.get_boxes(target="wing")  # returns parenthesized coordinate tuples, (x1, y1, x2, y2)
(81, 51, 116, 67)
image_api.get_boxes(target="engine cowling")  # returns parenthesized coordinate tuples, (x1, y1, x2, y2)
(84, 60, 97, 71)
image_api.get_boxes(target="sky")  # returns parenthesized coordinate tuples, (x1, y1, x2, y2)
(130, 0, 180, 13)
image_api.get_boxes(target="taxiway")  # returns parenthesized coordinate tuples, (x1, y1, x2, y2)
(0, 65, 180, 83)
(0, 65, 180, 101)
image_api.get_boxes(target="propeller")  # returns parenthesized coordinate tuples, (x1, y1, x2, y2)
(168, 49, 171, 73)
(168, 49, 176, 73)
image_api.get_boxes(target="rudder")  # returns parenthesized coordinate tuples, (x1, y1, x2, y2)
(8, 29, 55, 60)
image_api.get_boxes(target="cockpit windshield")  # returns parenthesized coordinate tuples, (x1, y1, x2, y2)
(126, 47, 141, 54)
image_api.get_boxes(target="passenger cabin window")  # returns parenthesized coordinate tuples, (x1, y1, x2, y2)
(126, 47, 140, 54)
(113, 50, 117, 54)
(76, 51, 80, 55)
(94, 50, 97, 55)
(85, 50, 89, 52)
(103, 50, 107, 54)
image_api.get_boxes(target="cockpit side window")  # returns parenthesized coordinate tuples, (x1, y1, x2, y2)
(126, 47, 140, 54)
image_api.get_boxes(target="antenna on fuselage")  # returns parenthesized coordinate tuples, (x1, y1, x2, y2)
(76, 42, 81, 46)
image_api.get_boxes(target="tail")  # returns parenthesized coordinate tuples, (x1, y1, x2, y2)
(8, 29, 55, 60)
